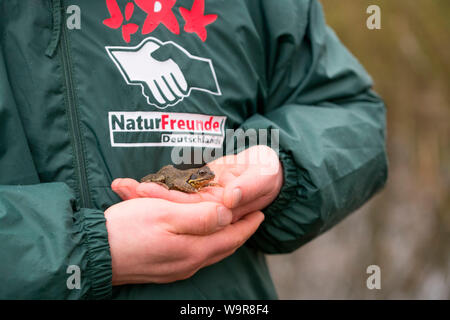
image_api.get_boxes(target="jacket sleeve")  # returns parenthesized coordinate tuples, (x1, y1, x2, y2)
(0, 49, 112, 299)
(243, 0, 388, 253)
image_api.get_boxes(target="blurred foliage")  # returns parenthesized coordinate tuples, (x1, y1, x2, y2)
(267, 0, 450, 299)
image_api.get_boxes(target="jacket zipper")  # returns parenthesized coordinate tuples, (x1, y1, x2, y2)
(59, 19, 92, 208)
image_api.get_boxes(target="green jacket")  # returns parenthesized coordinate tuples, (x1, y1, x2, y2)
(0, 0, 387, 299)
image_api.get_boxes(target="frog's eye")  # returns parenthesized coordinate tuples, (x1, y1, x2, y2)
(198, 170, 207, 175)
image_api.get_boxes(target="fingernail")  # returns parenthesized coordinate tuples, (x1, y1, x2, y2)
(231, 188, 242, 208)
(217, 206, 232, 227)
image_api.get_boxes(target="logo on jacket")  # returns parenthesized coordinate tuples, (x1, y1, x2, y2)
(106, 37, 221, 109)
(103, 1, 225, 147)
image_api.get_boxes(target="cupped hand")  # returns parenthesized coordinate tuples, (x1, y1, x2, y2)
(112, 145, 283, 222)
(105, 197, 264, 285)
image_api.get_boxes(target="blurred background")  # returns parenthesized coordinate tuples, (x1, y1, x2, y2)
(267, 0, 450, 299)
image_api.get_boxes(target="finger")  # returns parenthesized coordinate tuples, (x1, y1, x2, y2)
(200, 211, 264, 259)
(217, 170, 239, 186)
(164, 74, 184, 98)
(111, 178, 141, 200)
(147, 79, 166, 104)
(155, 77, 176, 102)
(207, 156, 248, 186)
(137, 182, 204, 202)
(223, 168, 271, 209)
(229, 192, 276, 222)
(172, 66, 188, 93)
(137, 181, 223, 203)
(164, 202, 233, 235)
(142, 82, 162, 106)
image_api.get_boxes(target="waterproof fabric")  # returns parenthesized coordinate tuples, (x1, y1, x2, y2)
(0, 0, 388, 299)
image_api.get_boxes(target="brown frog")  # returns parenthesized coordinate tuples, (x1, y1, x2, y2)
(140, 165, 218, 193)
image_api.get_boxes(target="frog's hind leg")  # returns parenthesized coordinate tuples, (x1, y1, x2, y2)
(147, 174, 170, 190)
(153, 181, 170, 190)
(141, 176, 169, 190)
(141, 173, 165, 184)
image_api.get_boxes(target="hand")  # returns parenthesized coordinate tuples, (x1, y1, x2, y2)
(104, 197, 264, 285)
(112, 146, 283, 222)
(107, 38, 187, 107)
(106, 38, 220, 108)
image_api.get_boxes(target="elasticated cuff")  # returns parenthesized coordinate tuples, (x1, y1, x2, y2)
(80, 208, 113, 299)
(262, 149, 299, 219)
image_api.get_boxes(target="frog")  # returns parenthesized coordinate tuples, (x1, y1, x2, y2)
(140, 164, 218, 193)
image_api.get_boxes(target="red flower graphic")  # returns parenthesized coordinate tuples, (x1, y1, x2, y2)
(103, 0, 139, 43)
(134, 0, 180, 35)
(179, 0, 217, 41)
(103, 0, 124, 29)
(103, 0, 218, 42)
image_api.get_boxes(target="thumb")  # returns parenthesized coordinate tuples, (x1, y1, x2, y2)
(152, 43, 217, 94)
(223, 146, 282, 208)
(223, 168, 270, 209)
(151, 43, 173, 61)
(151, 43, 189, 67)
(111, 178, 141, 200)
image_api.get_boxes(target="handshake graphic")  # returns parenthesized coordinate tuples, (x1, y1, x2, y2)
(106, 37, 221, 109)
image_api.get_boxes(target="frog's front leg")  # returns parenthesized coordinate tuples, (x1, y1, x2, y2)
(204, 182, 221, 188)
